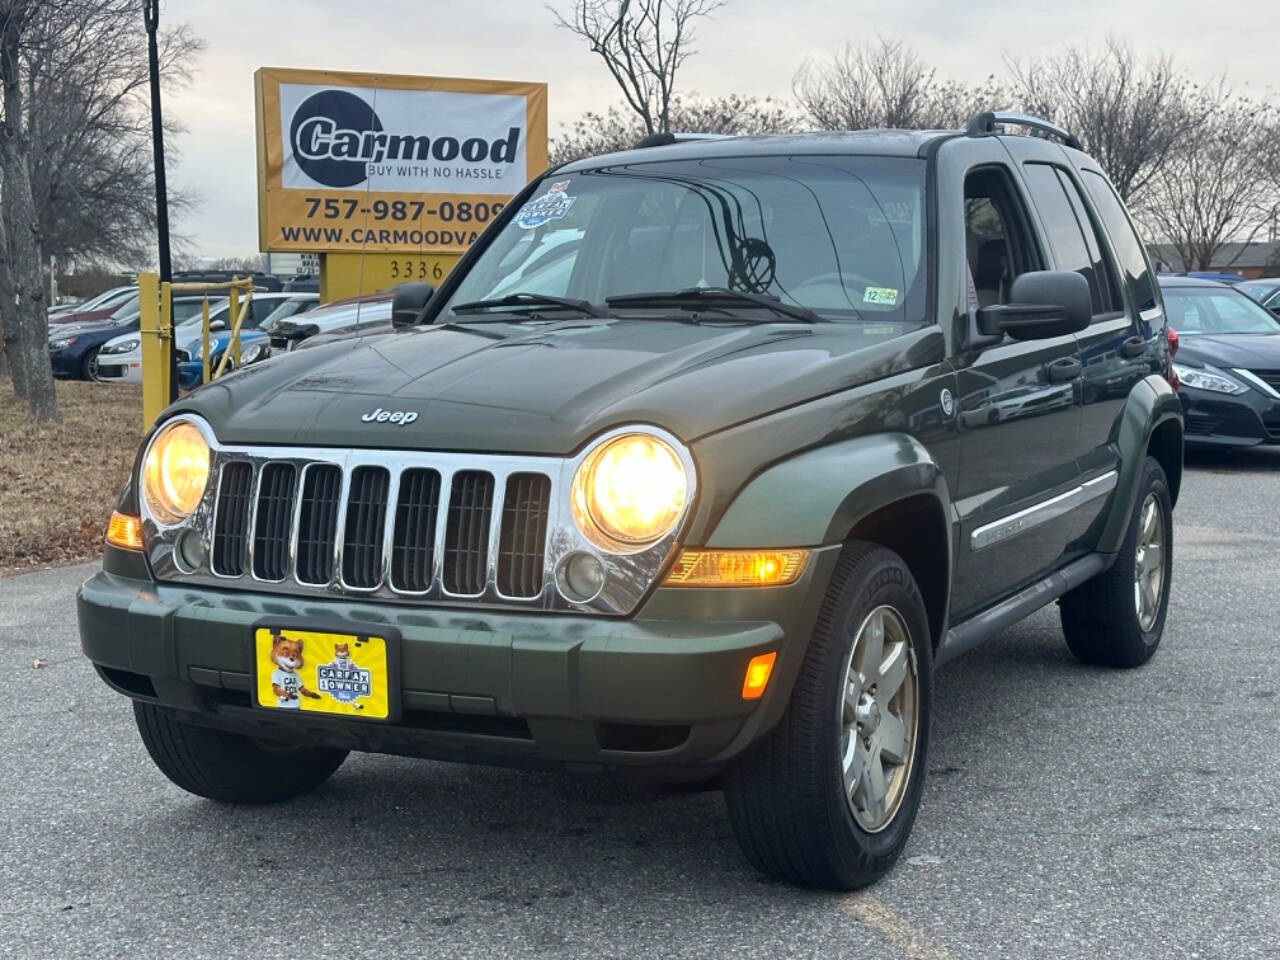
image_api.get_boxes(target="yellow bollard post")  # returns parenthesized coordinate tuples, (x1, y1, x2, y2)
(223, 286, 240, 381)
(138, 272, 172, 428)
(201, 296, 211, 385)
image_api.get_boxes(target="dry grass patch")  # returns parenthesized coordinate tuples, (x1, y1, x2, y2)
(1, 380, 144, 574)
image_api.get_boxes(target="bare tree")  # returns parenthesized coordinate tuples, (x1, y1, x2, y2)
(0, 0, 200, 420)
(550, 0, 726, 135)
(0, 0, 57, 421)
(1005, 39, 1206, 205)
(1140, 97, 1279, 271)
(794, 38, 1001, 132)
(551, 93, 797, 165)
(28, 6, 202, 269)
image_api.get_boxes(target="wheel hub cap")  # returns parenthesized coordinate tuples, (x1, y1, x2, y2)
(1133, 492, 1166, 632)
(839, 605, 918, 833)
(855, 691, 881, 736)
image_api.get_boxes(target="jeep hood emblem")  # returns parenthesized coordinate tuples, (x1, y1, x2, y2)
(361, 407, 418, 426)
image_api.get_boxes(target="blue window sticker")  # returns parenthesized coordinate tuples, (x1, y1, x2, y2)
(514, 180, 577, 229)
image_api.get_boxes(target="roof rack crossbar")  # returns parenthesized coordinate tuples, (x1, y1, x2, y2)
(966, 111, 1081, 151)
(632, 132, 731, 149)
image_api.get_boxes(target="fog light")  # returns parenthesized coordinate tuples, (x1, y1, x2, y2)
(556, 551, 606, 603)
(105, 511, 143, 551)
(175, 529, 206, 572)
(742, 652, 776, 700)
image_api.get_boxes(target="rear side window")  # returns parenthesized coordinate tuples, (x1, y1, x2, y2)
(1021, 163, 1119, 316)
(1080, 171, 1158, 313)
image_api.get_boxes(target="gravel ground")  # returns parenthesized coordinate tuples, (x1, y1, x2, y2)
(2, 445, 1277, 959)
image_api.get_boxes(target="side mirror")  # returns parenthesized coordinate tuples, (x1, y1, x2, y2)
(977, 270, 1092, 341)
(391, 281, 436, 329)
(209, 318, 227, 331)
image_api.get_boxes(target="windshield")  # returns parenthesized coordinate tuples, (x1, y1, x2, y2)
(108, 294, 141, 321)
(444, 155, 926, 323)
(1162, 286, 1280, 335)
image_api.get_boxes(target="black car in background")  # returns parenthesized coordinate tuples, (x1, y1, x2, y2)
(1237, 278, 1280, 316)
(1161, 275, 1280, 446)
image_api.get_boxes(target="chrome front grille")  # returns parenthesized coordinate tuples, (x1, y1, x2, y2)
(195, 448, 558, 607)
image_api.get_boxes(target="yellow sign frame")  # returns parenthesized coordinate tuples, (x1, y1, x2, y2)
(254, 67, 547, 255)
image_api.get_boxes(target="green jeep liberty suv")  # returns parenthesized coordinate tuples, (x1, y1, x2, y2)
(79, 111, 1182, 889)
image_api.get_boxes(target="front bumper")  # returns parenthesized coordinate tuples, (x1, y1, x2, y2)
(1181, 386, 1280, 446)
(97, 352, 142, 383)
(78, 546, 839, 775)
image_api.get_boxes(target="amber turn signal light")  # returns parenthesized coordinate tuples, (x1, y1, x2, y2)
(106, 511, 144, 551)
(663, 549, 809, 587)
(742, 652, 777, 700)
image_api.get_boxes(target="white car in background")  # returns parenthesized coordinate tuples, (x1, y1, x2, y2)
(266, 291, 392, 352)
(97, 292, 316, 384)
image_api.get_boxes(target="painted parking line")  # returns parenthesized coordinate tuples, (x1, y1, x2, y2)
(840, 894, 960, 960)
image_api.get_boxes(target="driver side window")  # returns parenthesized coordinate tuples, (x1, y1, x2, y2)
(964, 167, 1040, 309)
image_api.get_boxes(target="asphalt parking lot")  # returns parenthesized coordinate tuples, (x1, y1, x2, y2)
(3, 446, 1278, 960)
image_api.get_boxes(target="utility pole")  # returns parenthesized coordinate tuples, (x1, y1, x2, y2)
(144, 0, 178, 402)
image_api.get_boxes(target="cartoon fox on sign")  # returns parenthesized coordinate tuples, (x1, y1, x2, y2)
(268, 631, 321, 708)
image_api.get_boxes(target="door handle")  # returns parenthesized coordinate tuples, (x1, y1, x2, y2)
(1120, 335, 1146, 359)
(1046, 357, 1082, 382)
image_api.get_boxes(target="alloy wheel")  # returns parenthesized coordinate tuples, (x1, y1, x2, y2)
(839, 605, 918, 833)
(1133, 492, 1166, 632)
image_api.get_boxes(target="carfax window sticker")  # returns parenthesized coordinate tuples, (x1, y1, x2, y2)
(863, 286, 900, 306)
(514, 179, 576, 229)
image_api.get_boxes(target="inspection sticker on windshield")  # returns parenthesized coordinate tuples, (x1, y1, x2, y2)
(514, 180, 577, 229)
(863, 286, 899, 306)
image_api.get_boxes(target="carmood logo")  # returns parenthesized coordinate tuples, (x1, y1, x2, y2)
(288, 88, 524, 191)
(289, 90, 383, 189)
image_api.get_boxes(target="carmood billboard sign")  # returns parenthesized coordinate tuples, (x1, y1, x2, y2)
(255, 67, 548, 254)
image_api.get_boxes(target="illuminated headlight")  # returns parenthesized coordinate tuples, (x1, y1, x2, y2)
(49, 337, 76, 350)
(101, 338, 139, 355)
(241, 341, 268, 364)
(141, 419, 210, 525)
(570, 433, 688, 551)
(1172, 362, 1247, 395)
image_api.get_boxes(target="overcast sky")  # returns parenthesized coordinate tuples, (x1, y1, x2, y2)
(166, 0, 1275, 259)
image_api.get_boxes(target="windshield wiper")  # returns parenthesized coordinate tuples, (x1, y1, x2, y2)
(606, 287, 820, 324)
(451, 292, 608, 318)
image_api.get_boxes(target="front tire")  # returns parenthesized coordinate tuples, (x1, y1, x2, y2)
(133, 701, 348, 804)
(1060, 455, 1173, 667)
(723, 542, 932, 889)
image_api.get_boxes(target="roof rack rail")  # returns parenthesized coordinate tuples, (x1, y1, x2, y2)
(966, 111, 1081, 151)
(632, 131, 731, 149)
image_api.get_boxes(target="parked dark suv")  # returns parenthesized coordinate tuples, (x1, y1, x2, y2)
(79, 112, 1182, 889)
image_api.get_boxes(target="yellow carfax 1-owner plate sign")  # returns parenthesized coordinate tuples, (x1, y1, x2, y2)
(255, 67, 548, 253)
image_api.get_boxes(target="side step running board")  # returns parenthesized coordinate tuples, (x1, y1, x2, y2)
(935, 552, 1113, 668)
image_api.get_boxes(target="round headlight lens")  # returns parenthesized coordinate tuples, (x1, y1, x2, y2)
(571, 433, 687, 550)
(141, 420, 210, 524)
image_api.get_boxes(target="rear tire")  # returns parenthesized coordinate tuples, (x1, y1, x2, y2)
(723, 542, 932, 889)
(133, 701, 347, 804)
(1060, 455, 1173, 668)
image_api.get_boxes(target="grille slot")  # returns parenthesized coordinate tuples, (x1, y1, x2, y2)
(390, 468, 441, 592)
(1250, 369, 1280, 391)
(443, 471, 494, 595)
(296, 464, 343, 584)
(252, 463, 297, 581)
(497, 473, 551, 597)
(341, 466, 390, 589)
(211, 461, 253, 576)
